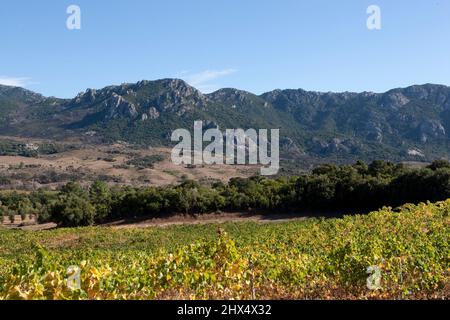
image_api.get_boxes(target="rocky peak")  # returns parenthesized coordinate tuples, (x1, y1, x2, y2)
(103, 93, 138, 120)
(380, 90, 410, 109)
(380, 84, 450, 111)
(67, 79, 208, 119)
(207, 88, 261, 108)
(0, 84, 45, 105)
(137, 79, 208, 113)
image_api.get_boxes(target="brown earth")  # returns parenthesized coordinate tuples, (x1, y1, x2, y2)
(0, 136, 260, 189)
(0, 212, 317, 231)
(104, 212, 313, 229)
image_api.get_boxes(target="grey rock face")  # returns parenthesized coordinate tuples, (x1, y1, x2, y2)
(311, 138, 360, 155)
(404, 85, 431, 100)
(209, 89, 249, 102)
(419, 120, 446, 143)
(280, 137, 304, 155)
(207, 88, 260, 109)
(104, 93, 138, 119)
(365, 123, 384, 142)
(381, 91, 410, 109)
(156, 79, 207, 112)
(147, 107, 160, 119)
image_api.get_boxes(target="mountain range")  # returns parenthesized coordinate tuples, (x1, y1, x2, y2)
(1, 79, 449, 163)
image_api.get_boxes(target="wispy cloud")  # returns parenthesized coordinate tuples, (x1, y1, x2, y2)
(179, 69, 237, 93)
(0, 76, 31, 87)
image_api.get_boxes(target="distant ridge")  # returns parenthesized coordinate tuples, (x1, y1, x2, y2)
(0, 79, 449, 162)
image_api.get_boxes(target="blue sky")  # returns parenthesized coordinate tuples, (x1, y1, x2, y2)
(1, 0, 450, 98)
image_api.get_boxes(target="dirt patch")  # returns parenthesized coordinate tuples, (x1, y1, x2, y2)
(1, 215, 57, 231)
(0, 138, 259, 189)
(44, 233, 80, 249)
(19, 223, 58, 231)
(105, 212, 313, 229)
(4, 211, 344, 232)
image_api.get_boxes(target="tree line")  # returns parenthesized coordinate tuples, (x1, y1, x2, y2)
(1, 160, 450, 227)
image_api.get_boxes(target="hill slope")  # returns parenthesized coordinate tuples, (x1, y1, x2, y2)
(0, 80, 449, 162)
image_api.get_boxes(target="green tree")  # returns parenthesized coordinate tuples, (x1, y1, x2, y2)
(60, 181, 85, 197)
(51, 195, 97, 227)
(428, 159, 450, 171)
(18, 199, 33, 221)
(0, 202, 5, 223)
(89, 181, 112, 221)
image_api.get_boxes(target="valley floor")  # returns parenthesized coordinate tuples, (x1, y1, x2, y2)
(0, 137, 260, 190)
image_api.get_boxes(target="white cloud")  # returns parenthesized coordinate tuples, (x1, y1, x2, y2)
(179, 69, 237, 93)
(0, 76, 31, 87)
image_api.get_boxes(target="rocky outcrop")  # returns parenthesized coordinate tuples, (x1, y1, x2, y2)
(155, 79, 208, 112)
(311, 138, 360, 155)
(104, 93, 138, 120)
(147, 107, 160, 120)
(381, 91, 410, 109)
(419, 120, 446, 143)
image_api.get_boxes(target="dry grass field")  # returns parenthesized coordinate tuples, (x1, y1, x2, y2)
(0, 136, 259, 190)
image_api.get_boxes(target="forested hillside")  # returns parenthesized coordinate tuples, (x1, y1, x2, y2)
(1, 80, 450, 163)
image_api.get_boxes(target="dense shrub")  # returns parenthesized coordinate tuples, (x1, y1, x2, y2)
(126, 155, 165, 169)
(50, 194, 97, 227)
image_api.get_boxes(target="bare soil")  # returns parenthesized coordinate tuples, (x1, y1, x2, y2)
(103, 212, 317, 229)
(1, 212, 321, 232)
(0, 137, 260, 189)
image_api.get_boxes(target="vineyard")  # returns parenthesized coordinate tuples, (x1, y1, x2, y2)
(0, 200, 449, 300)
